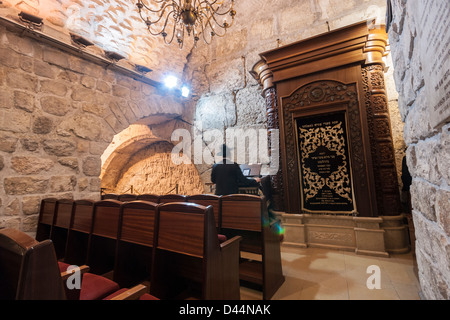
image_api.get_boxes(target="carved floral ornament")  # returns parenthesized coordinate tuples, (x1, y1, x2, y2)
(285, 82, 357, 110)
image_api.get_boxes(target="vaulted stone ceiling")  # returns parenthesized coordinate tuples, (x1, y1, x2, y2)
(0, 0, 388, 89)
(0, 0, 192, 82)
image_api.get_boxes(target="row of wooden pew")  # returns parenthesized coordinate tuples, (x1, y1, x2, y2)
(0, 227, 156, 300)
(103, 193, 285, 299)
(35, 194, 284, 300)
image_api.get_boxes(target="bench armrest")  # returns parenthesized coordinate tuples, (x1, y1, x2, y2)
(60, 265, 90, 281)
(109, 284, 148, 300)
(219, 235, 242, 250)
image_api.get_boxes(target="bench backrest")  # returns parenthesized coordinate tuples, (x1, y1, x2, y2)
(187, 194, 221, 229)
(114, 201, 158, 288)
(118, 194, 138, 202)
(151, 202, 220, 299)
(0, 228, 65, 300)
(64, 200, 95, 265)
(87, 200, 122, 274)
(220, 194, 266, 232)
(136, 194, 160, 203)
(36, 198, 57, 241)
(158, 194, 188, 203)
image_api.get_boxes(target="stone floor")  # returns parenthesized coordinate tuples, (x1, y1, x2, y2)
(240, 245, 421, 300)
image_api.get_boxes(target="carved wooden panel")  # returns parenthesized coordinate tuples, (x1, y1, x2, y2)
(280, 80, 370, 215)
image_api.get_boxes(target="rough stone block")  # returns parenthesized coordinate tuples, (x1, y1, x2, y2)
(43, 48, 70, 69)
(0, 47, 20, 68)
(82, 156, 101, 176)
(11, 156, 54, 175)
(71, 85, 96, 102)
(42, 139, 76, 156)
(40, 96, 71, 116)
(39, 80, 68, 97)
(34, 60, 58, 79)
(410, 179, 437, 222)
(0, 133, 18, 153)
(50, 175, 77, 192)
(0, 87, 12, 109)
(14, 91, 35, 113)
(21, 138, 40, 152)
(58, 157, 79, 171)
(6, 72, 38, 91)
(0, 109, 32, 133)
(32, 116, 54, 134)
(81, 76, 96, 89)
(96, 80, 111, 94)
(22, 196, 41, 215)
(4, 177, 49, 195)
(70, 114, 103, 141)
(112, 84, 130, 98)
(436, 189, 450, 237)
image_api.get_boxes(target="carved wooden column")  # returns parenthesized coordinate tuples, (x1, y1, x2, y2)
(362, 49, 402, 215)
(251, 61, 284, 211)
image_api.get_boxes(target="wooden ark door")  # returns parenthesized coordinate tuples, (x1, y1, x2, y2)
(279, 78, 376, 217)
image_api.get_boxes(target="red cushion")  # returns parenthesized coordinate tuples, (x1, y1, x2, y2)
(139, 293, 159, 300)
(218, 234, 227, 243)
(79, 273, 120, 300)
(58, 261, 71, 273)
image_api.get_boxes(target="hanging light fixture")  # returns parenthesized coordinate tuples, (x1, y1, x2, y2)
(136, 0, 236, 49)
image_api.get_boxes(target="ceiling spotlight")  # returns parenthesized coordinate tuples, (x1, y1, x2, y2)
(164, 75, 178, 89)
(18, 11, 43, 29)
(70, 33, 94, 47)
(181, 86, 190, 97)
(104, 51, 126, 61)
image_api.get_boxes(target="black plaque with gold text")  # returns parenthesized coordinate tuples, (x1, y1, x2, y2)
(296, 112, 355, 213)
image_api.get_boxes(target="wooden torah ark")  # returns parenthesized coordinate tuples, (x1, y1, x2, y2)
(251, 21, 401, 217)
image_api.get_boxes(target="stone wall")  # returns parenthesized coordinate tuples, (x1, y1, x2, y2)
(0, 22, 183, 236)
(388, 0, 450, 299)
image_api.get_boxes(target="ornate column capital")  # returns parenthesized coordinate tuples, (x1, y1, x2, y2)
(364, 25, 389, 67)
(250, 59, 274, 96)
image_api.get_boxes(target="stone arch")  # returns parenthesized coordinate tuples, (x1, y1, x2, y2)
(100, 118, 204, 196)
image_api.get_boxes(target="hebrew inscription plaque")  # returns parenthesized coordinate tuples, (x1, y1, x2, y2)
(297, 112, 355, 213)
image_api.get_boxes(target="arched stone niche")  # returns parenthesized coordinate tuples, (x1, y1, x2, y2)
(100, 122, 204, 196)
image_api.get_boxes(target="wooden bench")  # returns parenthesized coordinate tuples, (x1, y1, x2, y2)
(118, 194, 138, 202)
(158, 194, 187, 203)
(102, 193, 119, 200)
(0, 228, 150, 300)
(51, 199, 74, 260)
(187, 194, 222, 229)
(114, 200, 158, 288)
(35, 198, 57, 242)
(136, 194, 160, 203)
(86, 200, 122, 276)
(220, 194, 284, 300)
(64, 200, 95, 267)
(150, 202, 242, 300)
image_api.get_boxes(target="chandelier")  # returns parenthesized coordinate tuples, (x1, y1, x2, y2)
(136, 0, 236, 49)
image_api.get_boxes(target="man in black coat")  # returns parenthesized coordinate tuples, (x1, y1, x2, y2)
(211, 144, 260, 195)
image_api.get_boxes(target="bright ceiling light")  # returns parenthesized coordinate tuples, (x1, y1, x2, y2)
(181, 86, 190, 97)
(164, 75, 178, 88)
